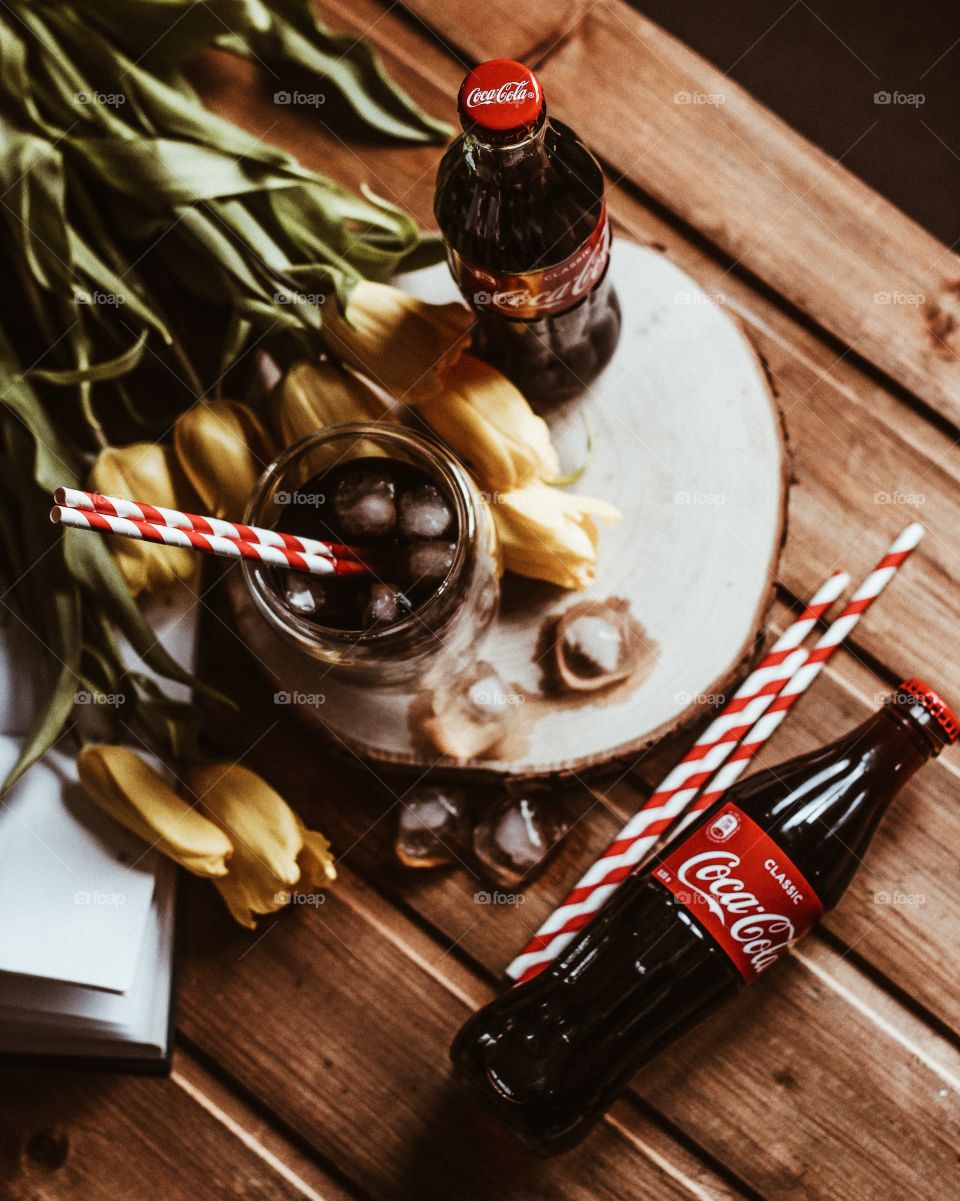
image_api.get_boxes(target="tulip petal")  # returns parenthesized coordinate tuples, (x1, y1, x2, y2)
(296, 818, 337, 890)
(78, 745, 232, 878)
(493, 483, 621, 590)
(417, 354, 559, 492)
(321, 280, 471, 404)
(174, 400, 276, 521)
(186, 763, 334, 928)
(273, 361, 389, 446)
(90, 443, 199, 596)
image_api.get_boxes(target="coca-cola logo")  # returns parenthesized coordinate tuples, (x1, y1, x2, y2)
(707, 812, 740, 843)
(655, 802, 824, 983)
(464, 81, 535, 109)
(675, 851, 797, 974)
(455, 215, 609, 318)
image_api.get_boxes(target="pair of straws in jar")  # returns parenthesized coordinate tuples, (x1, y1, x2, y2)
(508, 522, 925, 983)
(50, 488, 383, 578)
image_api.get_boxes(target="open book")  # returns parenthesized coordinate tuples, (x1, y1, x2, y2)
(0, 594, 196, 1069)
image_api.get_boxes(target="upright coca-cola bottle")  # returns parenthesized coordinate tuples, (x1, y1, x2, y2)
(451, 679, 958, 1154)
(435, 59, 620, 403)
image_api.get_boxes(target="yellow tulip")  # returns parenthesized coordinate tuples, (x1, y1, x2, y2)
(185, 763, 336, 929)
(77, 745, 232, 878)
(173, 400, 275, 521)
(90, 443, 198, 596)
(320, 280, 472, 404)
(273, 361, 389, 446)
(295, 817, 338, 891)
(416, 353, 560, 492)
(493, 483, 622, 590)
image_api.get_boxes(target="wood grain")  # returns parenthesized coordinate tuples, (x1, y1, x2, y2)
(397, 0, 586, 67)
(198, 583, 960, 1035)
(165, 7, 960, 1199)
(175, 872, 737, 1201)
(0, 1062, 317, 1201)
(181, 645, 960, 1201)
(400, 0, 960, 427)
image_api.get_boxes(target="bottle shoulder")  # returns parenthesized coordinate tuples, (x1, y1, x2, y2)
(434, 120, 606, 272)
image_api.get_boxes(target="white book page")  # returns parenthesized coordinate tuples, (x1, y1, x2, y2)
(0, 859, 176, 1058)
(0, 591, 198, 995)
(0, 742, 157, 992)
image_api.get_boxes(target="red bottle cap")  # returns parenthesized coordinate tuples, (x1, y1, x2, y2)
(458, 60, 543, 133)
(897, 678, 960, 744)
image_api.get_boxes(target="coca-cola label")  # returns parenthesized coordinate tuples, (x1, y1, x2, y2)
(652, 803, 824, 983)
(448, 201, 610, 320)
(464, 80, 537, 110)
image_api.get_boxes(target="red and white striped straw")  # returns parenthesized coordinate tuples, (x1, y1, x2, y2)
(662, 521, 925, 842)
(508, 522, 924, 984)
(506, 570, 850, 983)
(53, 487, 357, 562)
(51, 506, 371, 577)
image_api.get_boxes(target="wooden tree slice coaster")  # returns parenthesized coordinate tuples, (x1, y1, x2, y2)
(230, 239, 787, 778)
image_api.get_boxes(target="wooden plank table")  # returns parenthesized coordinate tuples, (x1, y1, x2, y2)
(5, 3, 959, 1198)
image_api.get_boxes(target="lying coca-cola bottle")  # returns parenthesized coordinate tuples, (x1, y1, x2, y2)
(451, 679, 958, 1154)
(434, 59, 621, 403)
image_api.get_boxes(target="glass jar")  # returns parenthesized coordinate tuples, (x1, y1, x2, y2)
(242, 424, 500, 687)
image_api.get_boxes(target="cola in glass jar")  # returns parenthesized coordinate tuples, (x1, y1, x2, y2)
(434, 59, 621, 403)
(450, 678, 959, 1153)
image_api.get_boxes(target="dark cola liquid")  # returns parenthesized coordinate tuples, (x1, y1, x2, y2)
(272, 456, 458, 632)
(435, 115, 621, 403)
(451, 692, 946, 1154)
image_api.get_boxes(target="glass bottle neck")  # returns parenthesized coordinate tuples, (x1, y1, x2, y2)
(882, 693, 945, 761)
(464, 118, 549, 180)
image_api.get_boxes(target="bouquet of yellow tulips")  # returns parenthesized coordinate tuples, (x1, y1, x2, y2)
(0, 0, 619, 929)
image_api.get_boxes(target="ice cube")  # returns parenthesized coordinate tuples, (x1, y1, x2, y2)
(562, 615, 624, 676)
(398, 484, 453, 539)
(405, 540, 456, 584)
(472, 794, 569, 889)
(420, 662, 515, 760)
(282, 571, 331, 617)
(395, 785, 471, 868)
(333, 466, 396, 538)
(363, 582, 410, 626)
(467, 674, 510, 717)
